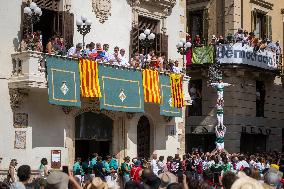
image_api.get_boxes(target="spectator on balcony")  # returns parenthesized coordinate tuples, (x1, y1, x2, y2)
(217, 36, 225, 44)
(234, 28, 244, 43)
(96, 47, 107, 63)
(248, 32, 256, 45)
(53, 37, 66, 56)
(158, 52, 166, 71)
(150, 56, 159, 70)
(110, 46, 121, 66)
(259, 40, 268, 51)
(139, 48, 146, 67)
(86, 42, 97, 59)
(210, 35, 217, 46)
(194, 35, 201, 46)
(67, 43, 83, 58)
(147, 49, 155, 63)
(172, 60, 182, 74)
(103, 44, 111, 62)
(131, 53, 140, 68)
(46, 37, 56, 54)
(119, 49, 129, 67)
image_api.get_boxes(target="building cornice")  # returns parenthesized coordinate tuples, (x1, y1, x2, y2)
(250, 0, 273, 10)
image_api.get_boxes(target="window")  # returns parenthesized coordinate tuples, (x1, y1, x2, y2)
(251, 10, 272, 40)
(21, 1, 74, 52)
(256, 81, 265, 117)
(188, 79, 202, 116)
(131, 16, 168, 57)
(188, 10, 204, 39)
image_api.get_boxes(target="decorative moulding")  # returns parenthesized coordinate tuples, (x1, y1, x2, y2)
(13, 113, 28, 128)
(250, 0, 273, 10)
(9, 89, 28, 111)
(92, 0, 112, 24)
(14, 131, 26, 149)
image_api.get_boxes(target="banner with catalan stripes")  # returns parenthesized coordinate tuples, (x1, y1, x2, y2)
(160, 74, 182, 117)
(142, 69, 161, 104)
(98, 65, 144, 113)
(46, 56, 81, 107)
(170, 74, 185, 108)
(79, 59, 101, 98)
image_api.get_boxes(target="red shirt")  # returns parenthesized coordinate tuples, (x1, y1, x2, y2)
(130, 166, 142, 183)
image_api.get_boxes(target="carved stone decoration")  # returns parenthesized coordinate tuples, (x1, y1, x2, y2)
(92, 0, 112, 24)
(14, 131, 26, 149)
(126, 112, 135, 119)
(13, 113, 28, 128)
(129, 0, 177, 15)
(9, 89, 28, 111)
(62, 106, 73, 115)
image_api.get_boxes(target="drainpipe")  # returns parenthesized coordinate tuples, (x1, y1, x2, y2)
(241, 0, 244, 29)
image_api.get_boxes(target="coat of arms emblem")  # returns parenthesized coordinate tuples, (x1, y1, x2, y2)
(92, 0, 111, 23)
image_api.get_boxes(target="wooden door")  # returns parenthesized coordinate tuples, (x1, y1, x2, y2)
(137, 116, 150, 158)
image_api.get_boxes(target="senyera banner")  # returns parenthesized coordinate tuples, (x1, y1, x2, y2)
(216, 43, 277, 70)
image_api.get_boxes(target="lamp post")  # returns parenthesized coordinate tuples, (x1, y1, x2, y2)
(139, 29, 156, 55)
(76, 15, 92, 50)
(23, 2, 42, 34)
(176, 38, 191, 69)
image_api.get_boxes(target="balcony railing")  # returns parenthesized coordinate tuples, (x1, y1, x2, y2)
(9, 52, 191, 105)
(10, 51, 46, 88)
(188, 43, 283, 72)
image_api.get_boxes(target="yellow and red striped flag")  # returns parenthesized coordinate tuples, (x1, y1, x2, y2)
(170, 74, 184, 108)
(79, 58, 101, 98)
(142, 69, 161, 104)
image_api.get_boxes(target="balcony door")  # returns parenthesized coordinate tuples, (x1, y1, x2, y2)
(22, 2, 74, 51)
(137, 116, 151, 158)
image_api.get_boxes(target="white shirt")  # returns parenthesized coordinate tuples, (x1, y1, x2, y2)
(236, 160, 249, 170)
(119, 54, 130, 67)
(172, 66, 182, 74)
(110, 53, 120, 66)
(67, 47, 81, 58)
(151, 159, 159, 175)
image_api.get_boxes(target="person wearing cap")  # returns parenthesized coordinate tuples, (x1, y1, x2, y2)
(67, 43, 83, 58)
(46, 171, 83, 189)
(210, 77, 231, 101)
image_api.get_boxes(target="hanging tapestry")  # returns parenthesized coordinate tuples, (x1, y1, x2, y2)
(46, 56, 81, 107)
(170, 74, 185, 108)
(99, 65, 144, 112)
(79, 58, 101, 98)
(142, 69, 161, 104)
(160, 74, 182, 117)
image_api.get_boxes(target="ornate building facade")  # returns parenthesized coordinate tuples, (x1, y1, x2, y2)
(0, 0, 188, 171)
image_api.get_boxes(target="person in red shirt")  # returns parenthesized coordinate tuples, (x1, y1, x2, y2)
(130, 160, 143, 183)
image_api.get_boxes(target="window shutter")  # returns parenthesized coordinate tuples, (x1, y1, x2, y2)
(266, 15, 272, 41)
(130, 27, 140, 55)
(251, 10, 256, 32)
(161, 34, 168, 59)
(62, 11, 74, 50)
(203, 9, 209, 44)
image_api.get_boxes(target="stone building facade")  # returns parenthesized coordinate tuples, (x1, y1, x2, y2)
(186, 0, 284, 153)
(0, 0, 188, 171)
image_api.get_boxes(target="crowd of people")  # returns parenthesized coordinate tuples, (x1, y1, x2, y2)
(1, 150, 284, 189)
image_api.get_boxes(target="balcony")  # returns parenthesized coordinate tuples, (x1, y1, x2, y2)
(188, 43, 283, 73)
(8, 52, 191, 105)
(9, 51, 47, 89)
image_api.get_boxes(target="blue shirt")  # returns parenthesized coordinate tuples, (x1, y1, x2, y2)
(90, 158, 97, 169)
(102, 161, 110, 174)
(109, 158, 118, 170)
